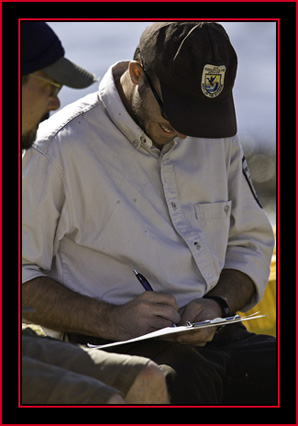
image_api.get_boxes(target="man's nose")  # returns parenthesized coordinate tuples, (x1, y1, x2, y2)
(175, 130, 187, 139)
(48, 96, 60, 112)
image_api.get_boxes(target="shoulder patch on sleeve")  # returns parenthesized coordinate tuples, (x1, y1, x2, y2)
(242, 156, 263, 208)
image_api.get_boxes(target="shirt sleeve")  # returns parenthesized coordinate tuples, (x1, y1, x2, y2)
(22, 145, 71, 284)
(224, 137, 275, 311)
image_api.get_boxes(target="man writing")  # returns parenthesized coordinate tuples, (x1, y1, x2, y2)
(22, 22, 276, 404)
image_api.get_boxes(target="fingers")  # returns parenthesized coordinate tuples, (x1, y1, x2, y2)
(111, 292, 181, 340)
(139, 291, 179, 312)
(175, 327, 217, 346)
(175, 297, 222, 346)
(179, 297, 222, 328)
(143, 292, 180, 325)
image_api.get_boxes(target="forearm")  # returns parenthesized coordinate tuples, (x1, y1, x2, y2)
(22, 276, 180, 341)
(22, 276, 115, 339)
(205, 269, 256, 314)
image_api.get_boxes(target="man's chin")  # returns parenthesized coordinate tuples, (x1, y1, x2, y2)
(22, 128, 37, 150)
(22, 113, 49, 150)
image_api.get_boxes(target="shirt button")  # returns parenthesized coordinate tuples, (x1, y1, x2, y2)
(194, 241, 201, 250)
(224, 205, 230, 215)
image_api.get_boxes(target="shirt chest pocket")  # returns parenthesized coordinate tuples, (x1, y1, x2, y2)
(194, 201, 232, 271)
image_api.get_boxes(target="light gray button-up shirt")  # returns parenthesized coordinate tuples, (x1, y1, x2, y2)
(22, 61, 274, 320)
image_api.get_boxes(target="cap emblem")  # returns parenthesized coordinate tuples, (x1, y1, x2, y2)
(201, 64, 226, 98)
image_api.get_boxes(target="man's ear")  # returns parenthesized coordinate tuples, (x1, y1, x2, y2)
(128, 61, 145, 85)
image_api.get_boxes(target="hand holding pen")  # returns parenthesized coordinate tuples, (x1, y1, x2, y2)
(133, 269, 180, 329)
(132, 269, 223, 345)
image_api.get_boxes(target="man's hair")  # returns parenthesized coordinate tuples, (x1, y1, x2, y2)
(133, 47, 141, 62)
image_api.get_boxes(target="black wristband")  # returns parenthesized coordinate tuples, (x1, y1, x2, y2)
(203, 295, 230, 318)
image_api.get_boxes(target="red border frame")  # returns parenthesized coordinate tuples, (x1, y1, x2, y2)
(3, 6, 285, 423)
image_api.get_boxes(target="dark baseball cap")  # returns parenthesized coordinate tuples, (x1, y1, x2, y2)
(138, 22, 238, 138)
(22, 21, 96, 88)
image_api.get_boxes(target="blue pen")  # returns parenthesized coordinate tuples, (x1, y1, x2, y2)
(133, 269, 154, 291)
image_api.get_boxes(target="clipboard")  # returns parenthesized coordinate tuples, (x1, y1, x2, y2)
(88, 312, 265, 349)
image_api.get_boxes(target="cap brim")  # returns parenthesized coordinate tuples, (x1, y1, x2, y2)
(161, 83, 237, 139)
(42, 57, 96, 89)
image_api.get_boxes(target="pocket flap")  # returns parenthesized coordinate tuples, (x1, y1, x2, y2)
(195, 201, 232, 220)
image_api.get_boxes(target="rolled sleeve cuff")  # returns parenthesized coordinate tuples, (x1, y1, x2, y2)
(22, 265, 48, 285)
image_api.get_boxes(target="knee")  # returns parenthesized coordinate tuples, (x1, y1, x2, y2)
(125, 361, 169, 404)
(139, 360, 167, 387)
(106, 392, 126, 404)
(136, 360, 170, 400)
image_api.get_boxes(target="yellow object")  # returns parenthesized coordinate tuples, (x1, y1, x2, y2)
(240, 227, 277, 337)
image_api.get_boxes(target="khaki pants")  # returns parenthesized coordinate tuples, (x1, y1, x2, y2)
(22, 329, 149, 405)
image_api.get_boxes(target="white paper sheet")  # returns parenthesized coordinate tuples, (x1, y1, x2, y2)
(88, 312, 265, 349)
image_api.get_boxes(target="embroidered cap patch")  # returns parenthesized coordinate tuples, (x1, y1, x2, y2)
(201, 64, 226, 98)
